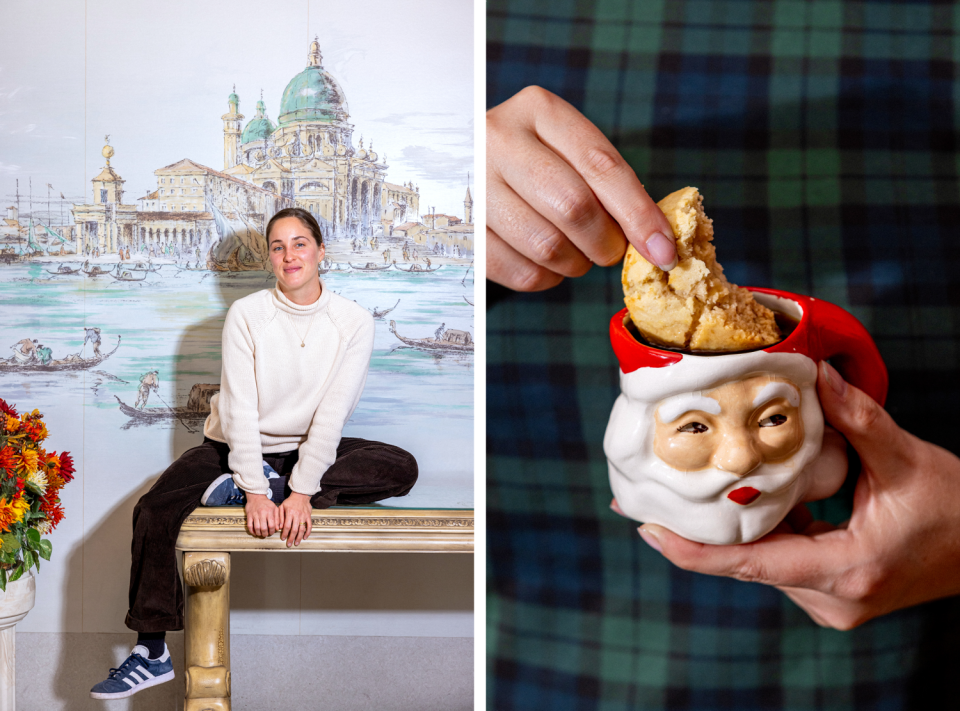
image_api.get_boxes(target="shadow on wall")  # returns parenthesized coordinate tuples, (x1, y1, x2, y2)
(54, 271, 472, 708)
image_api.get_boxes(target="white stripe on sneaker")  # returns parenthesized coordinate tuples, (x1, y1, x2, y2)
(136, 665, 154, 679)
(123, 678, 136, 688)
(128, 671, 142, 683)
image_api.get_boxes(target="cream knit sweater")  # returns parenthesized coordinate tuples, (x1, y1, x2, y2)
(203, 284, 374, 496)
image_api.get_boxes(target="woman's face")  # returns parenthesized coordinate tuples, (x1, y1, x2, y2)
(268, 217, 325, 295)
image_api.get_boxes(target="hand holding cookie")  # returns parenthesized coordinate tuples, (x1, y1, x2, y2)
(487, 86, 678, 291)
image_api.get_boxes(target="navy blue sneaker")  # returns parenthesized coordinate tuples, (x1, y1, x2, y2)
(90, 644, 175, 699)
(200, 460, 280, 506)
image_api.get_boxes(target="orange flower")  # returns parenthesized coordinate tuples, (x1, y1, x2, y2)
(29, 421, 47, 442)
(17, 448, 39, 475)
(4, 415, 18, 433)
(44, 451, 61, 477)
(0, 446, 14, 473)
(0, 496, 29, 533)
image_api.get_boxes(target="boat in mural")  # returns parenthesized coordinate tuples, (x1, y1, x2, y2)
(39, 223, 74, 255)
(388, 321, 473, 353)
(0, 248, 23, 264)
(394, 263, 441, 273)
(349, 262, 392, 272)
(82, 262, 115, 277)
(368, 299, 400, 320)
(318, 260, 349, 274)
(175, 261, 210, 273)
(110, 270, 147, 282)
(45, 264, 83, 275)
(18, 221, 44, 258)
(114, 383, 219, 422)
(0, 335, 121, 372)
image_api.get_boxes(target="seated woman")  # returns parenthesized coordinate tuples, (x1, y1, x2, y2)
(90, 207, 418, 700)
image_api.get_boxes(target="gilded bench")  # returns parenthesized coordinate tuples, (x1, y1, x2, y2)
(175, 505, 473, 711)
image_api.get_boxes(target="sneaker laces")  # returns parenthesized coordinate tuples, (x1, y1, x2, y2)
(108, 653, 148, 680)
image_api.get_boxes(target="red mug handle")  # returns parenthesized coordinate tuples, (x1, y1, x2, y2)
(806, 297, 888, 406)
(754, 288, 889, 407)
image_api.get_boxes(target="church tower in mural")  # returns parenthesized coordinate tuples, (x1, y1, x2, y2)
(221, 87, 244, 171)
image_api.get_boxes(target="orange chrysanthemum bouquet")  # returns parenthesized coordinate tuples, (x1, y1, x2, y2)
(0, 397, 73, 591)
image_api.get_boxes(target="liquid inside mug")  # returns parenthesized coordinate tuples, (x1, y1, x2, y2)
(603, 288, 887, 545)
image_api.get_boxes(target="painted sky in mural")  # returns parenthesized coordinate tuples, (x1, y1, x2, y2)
(0, 0, 474, 224)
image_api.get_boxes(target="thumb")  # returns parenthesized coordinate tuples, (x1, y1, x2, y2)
(817, 360, 910, 476)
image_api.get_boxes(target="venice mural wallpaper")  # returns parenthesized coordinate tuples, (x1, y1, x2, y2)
(0, 0, 473, 703)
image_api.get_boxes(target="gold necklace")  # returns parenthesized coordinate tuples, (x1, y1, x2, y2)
(288, 312, 317, 348)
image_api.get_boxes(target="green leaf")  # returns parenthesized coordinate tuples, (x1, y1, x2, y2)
(0, 567, 6, 592)
(25, 480, 45, 496)
(38, 539, 52, 561)
(0, 533, 20, 554)
(21, 550, 34, 573)
(0, 550, 14, 566)
(26, 528, 40, 545)
(8, 564, 23, 583)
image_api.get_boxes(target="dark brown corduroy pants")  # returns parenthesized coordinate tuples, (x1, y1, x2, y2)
(124, 437, 418, 633)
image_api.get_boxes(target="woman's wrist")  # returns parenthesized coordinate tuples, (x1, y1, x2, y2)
(286, 492, 312, 504)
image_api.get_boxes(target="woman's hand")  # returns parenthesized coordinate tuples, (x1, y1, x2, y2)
(487, 86, 678, 291)
(636, 361, 960, 629)
(244, 493, 279, 538)
(278, 492, 313, 548)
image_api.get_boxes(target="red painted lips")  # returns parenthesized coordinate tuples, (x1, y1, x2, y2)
(727, 487, 761, 505)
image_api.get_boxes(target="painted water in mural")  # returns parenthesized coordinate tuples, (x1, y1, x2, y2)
(0, 258, 473, 494)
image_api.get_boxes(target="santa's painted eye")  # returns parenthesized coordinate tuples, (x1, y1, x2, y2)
(759, 414, 788, 427)
(677, 422, 708, 434)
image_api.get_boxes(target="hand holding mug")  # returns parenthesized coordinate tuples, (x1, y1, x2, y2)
(636, 362, 960, 630)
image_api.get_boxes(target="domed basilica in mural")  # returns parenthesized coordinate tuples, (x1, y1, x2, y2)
(221, 38, 413, 237)
(69, 38, 473, 262)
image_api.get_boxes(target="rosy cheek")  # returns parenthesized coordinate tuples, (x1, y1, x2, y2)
(654, 434, 714, 471)
(757, 419, 804, 461)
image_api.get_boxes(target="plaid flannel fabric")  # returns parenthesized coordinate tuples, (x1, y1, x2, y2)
(488, 1, 960, 709)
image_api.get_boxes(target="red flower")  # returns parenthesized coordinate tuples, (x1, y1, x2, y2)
(0, 446, 14, 474)
(58, 452, 75, 483)
(0, 399, 16, 418)
(15, 478, 24, 493)
(41, 499, 64, 530)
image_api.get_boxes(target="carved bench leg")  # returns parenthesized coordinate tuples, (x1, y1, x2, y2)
(183, 551, 231, 711)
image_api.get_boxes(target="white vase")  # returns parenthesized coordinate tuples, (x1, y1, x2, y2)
(0, 571, 36, 711)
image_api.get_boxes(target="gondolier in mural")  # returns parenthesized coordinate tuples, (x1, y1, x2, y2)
(10, 338, 39, 364)
(135, 370, 160, 410)
(84, 327, 102, 357)
(91, 207, 419, 700)
(434, 323, 446, 341)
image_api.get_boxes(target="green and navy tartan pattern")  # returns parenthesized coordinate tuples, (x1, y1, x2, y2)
(488, 1, 960, 709)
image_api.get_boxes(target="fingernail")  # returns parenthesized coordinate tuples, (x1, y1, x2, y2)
(646, 232, 677, 271)
(638, 525, 663, 554)
(821, 361, 847, 398)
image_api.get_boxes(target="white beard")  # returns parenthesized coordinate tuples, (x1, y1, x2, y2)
(609, 456, 816, 544)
